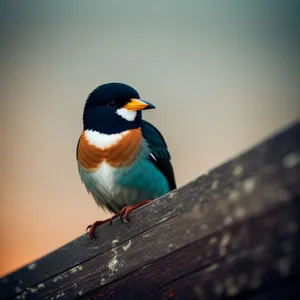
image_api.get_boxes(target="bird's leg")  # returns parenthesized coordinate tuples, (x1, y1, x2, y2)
(86, 218, 112, 240)
(110, 200, 153, 224)
(86, 200, 152, 240)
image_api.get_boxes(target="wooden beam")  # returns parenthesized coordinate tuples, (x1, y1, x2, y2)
(1, 119, 300, 300)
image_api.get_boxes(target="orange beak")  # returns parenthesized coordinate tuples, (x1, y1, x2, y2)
(123, 98, 156, 111)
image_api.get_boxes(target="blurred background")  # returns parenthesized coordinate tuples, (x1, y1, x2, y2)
(0, 0, 299, 277)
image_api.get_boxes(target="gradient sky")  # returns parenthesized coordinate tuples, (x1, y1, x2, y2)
(0, 0, 299, 277)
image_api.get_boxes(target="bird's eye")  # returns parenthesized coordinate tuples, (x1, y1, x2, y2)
(108, 100, 117, 108)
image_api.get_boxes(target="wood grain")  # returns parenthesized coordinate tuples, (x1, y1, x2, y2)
(1, 119, 300, 300)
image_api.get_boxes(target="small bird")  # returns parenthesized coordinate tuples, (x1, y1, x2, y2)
(76, 83, 176, 239)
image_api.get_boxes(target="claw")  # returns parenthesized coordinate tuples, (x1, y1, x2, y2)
(86, 200, 153, 240)
(86, 218, 111, 240)
(124, 212, 131, 222)
(120, 213, 126, 223)
(122, 208, 131, 223)
(109, 214, 120, 225)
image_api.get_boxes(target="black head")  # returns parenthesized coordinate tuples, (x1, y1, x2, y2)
(83, 82, 155, 134)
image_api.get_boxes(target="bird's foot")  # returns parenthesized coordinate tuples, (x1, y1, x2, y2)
(86, 200, 152, 240)
(86, 217, 112, 240)
(109, 200, 153, 224)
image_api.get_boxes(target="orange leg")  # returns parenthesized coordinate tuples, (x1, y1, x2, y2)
(86, 200, 152, 240)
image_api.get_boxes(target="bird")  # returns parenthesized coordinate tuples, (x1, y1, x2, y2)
(76, 82, 176, 239)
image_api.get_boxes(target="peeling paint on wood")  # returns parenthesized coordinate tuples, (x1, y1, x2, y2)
(27, 263, 37, 271)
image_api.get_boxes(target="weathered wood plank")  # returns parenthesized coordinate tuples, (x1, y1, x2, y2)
(79, 201, 300, 300)
(1, 119, 299, 300)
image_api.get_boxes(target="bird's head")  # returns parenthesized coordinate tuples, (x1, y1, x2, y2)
(83, 82, 155, 134)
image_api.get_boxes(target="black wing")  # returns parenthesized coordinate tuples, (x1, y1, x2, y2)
(141, 120, 176, 191)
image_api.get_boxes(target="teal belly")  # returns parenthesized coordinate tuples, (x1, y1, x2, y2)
(116, 157, 170, 203)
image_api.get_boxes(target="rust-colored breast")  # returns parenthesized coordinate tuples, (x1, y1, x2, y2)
(77, 128, 143, 171)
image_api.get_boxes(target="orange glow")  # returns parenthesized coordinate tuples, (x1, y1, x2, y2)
(1, 1, 299, 278)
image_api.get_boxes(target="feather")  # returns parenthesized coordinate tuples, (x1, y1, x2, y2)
(141, 120, 176, 190)
(76, 121, 176, 214)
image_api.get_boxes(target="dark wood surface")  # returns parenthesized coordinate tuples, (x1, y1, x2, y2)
(1, 119, 300, 300)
